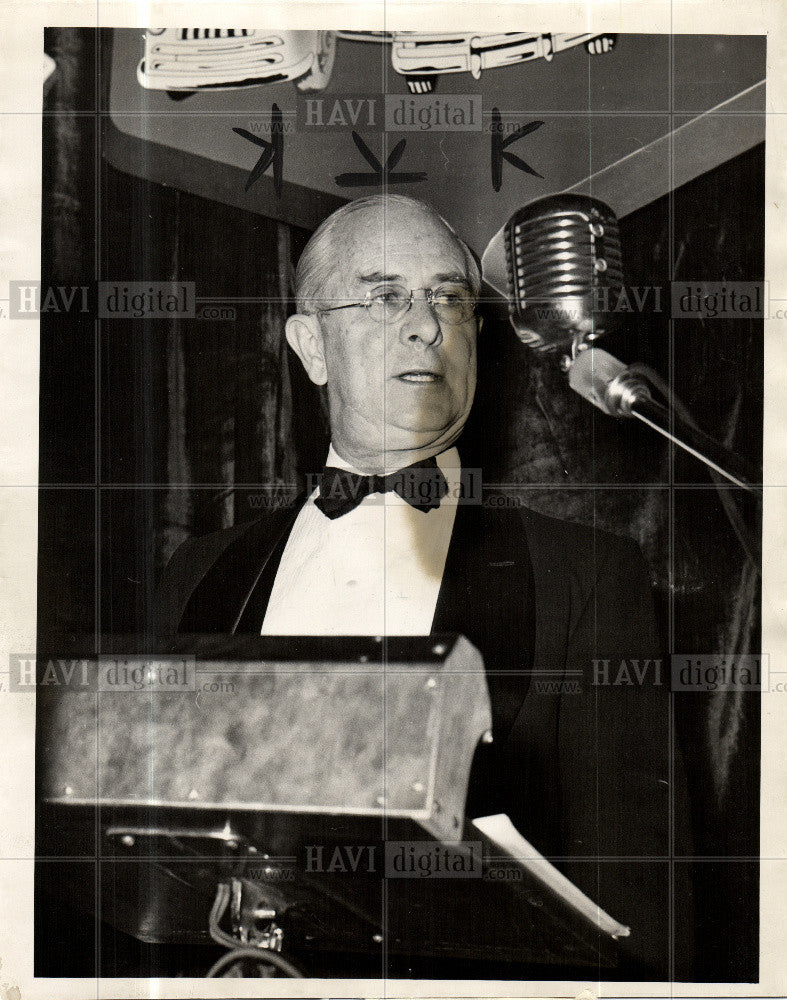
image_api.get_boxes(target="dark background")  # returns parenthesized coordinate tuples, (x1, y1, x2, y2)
(37, 27, 761, 981)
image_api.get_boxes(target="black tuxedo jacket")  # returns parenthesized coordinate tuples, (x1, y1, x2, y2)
(155, 496, 692, 977)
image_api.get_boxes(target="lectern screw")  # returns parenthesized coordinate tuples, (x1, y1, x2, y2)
(432, 643, 447, 656)
(63, 786, 74, 796)
(482, 730, 494, 744)
(373, 933, 383, 944)
(188, 788, 199, 800)
(425, 677, 437, 690)
(120, 834, 135, 848)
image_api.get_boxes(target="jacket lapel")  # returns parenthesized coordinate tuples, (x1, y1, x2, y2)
(433, 501, 535, 742)
(498, 507, 575, 853)
(520, 507, 573, 675)
(179, 500, 304, 633)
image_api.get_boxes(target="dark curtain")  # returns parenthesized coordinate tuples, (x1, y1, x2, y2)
(97, 165, 322, 636)
(39, 27, 761, 981)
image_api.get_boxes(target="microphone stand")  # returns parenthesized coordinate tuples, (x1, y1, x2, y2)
(568, 348, 762, 493)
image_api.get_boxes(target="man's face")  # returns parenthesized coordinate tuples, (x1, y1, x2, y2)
(309, 203, 479, 470)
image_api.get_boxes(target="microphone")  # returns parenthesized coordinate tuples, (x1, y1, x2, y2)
(482, 193, 761, 491)
(501, 193, 624, 353)
(567, 346, 643, 416)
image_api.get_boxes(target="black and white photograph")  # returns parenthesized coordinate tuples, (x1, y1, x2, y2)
(0, 3, 784, 997)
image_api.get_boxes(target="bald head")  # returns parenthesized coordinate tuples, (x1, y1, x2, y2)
(294, 194, 480, 314)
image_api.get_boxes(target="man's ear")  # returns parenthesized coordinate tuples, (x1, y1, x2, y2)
(285, 313, 328, 386)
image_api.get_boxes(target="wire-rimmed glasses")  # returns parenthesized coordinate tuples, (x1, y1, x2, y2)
(313, 282, 477, 325)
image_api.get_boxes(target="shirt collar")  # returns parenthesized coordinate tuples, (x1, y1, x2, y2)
(325, 444, 461, 477)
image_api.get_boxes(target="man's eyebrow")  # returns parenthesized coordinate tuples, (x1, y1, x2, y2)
(433, 271, 472, 286)
(357, 271, 405, 285)
(356, 270, 471, 286)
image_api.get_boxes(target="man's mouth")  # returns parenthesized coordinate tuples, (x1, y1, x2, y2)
(396, 370, 442, 383)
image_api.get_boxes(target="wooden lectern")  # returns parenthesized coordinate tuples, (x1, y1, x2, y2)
(37, 634, 626, 976)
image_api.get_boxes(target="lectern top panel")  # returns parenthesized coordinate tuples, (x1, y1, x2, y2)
(38, 634, 491, 844)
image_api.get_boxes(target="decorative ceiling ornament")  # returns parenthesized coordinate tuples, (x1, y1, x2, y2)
(137, 29, 336, 94)
(338, 31, 617, 93)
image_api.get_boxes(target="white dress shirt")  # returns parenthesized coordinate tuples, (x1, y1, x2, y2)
(261, 446, 461, 636)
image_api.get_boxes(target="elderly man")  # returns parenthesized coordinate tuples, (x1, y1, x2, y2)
(155, 193, 690, 978)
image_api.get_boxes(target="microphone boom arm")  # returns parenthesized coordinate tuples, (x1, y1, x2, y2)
(569, 348, 761, 492)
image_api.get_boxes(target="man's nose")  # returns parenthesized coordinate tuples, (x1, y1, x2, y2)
(398, 295, 443, 347)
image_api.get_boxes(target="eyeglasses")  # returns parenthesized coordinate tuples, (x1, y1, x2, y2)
(313, 282, 477, 326)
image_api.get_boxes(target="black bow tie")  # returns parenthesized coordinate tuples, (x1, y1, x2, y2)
(315, 457, 449, 520)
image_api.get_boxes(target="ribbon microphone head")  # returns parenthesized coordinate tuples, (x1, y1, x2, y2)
(503, 193, 624, 353)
